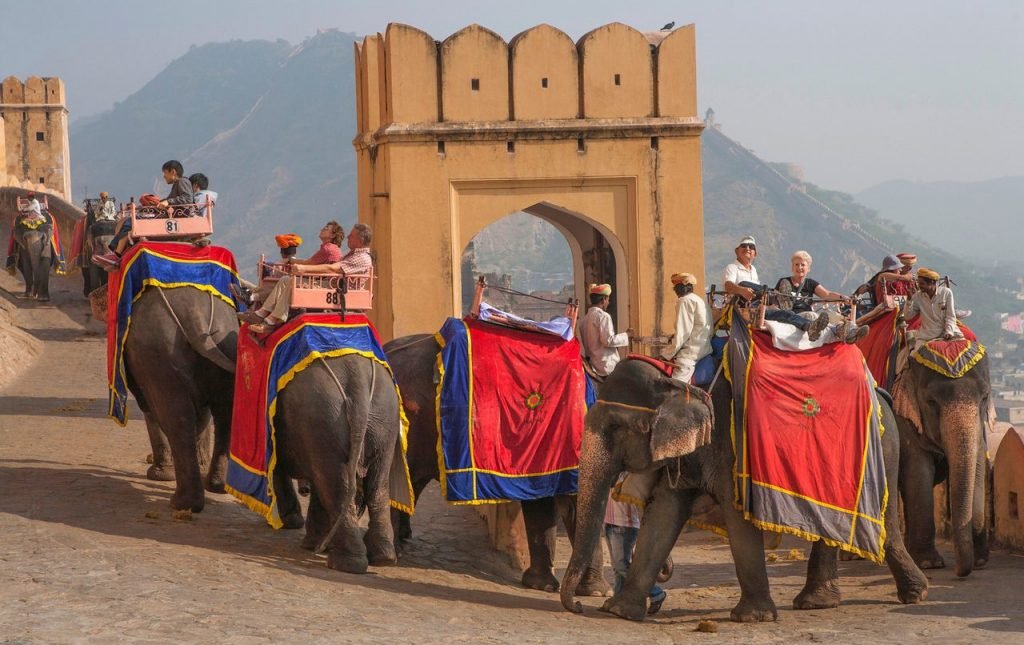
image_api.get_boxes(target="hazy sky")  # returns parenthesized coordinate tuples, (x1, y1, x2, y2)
(2, 0, 1022, 191)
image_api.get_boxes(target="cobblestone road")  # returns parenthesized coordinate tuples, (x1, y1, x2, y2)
(1, 275, 1022, 644)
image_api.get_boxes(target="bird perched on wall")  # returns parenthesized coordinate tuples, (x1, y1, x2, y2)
(661, 21, 675, 31)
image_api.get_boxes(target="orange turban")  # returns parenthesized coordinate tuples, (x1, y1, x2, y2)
(589, 283, 612, 296)
(670, 272, 697, 286)
(275, 233, 303, 249)
(917, 267, 940, 281)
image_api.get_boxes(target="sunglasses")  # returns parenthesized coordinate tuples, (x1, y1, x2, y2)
(738, 244, 756, 250)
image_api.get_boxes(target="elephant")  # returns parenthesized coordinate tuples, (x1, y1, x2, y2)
(895, 354, 991, 577)
(560, 359, 928, 622)
(82, 213, 117, 297)
(383, 333, 611, 596)
(11, 215, 55, 301)
(123, 285, 238, 511)
(270, 354, 402, 573)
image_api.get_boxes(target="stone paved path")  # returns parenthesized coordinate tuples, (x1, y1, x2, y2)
(1, 274, 1023, 644)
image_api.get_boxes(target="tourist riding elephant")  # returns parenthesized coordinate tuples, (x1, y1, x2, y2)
(270, 354, 402, 573)
(83, 217, 117, 297)
(561, 359, 928, 622)
(12, 215, 55, 301)
(896, 354, 991, 577)
(384, 334, 610, 596)
(123, 286, 238, 512)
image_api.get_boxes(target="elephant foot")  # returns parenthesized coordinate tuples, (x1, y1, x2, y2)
(297, 479, 311, 497)
(170, 490, 205, 513)
(599, 593, 648, 622)
(281, 511, 305, 530)
(204, 477, 226, 495)
(793, 582, 841, 610)
(577, 569, 613, 597)
(521, 567, 560, 593)
(327, 551, 369, 574)
(911, 551, 945, 570)
(147, 464, 176, 482)
(897, 582, 928, 605)
(397, 513, 413, 542)
(367, 542, 398, 567)
(300, 531, 325, 551)
(730, 596, 778, 623)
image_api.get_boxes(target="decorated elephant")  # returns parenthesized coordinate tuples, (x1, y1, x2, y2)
(270, 353, 403, 573)
(894, 347, 991, 577)
(560, 358, 928, 622)
(119, 285, 238, 511)
(384, 333, 610, 596)
(82, 209, 117, 297)
(11, 214, 56, 301)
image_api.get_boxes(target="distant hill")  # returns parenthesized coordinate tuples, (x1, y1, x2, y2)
(68, 32, 1015, 339)
(856, 177, 1024, 264)
(70, 31, 358, 265)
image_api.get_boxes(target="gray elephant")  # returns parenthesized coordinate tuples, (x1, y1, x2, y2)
(11, 215, 55, 301)
(561, 359, 928, 622)
(82, 212, 117, 297)
(384, 333, 610, 596)
(270, 353, 402, 573)
(896, 353, 991, 577)
(123, 286, 238, 511)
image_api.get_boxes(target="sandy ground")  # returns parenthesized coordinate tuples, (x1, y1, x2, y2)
(1, 273, 1023, 644)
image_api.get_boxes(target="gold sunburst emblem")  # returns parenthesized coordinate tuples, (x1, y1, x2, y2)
(802, 397, 820, 417)
(525, 392, 543, 410)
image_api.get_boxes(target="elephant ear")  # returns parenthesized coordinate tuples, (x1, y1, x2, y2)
(649, 380, 714, 463)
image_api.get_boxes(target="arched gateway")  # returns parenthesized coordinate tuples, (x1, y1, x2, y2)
(354, 22, 705, 341)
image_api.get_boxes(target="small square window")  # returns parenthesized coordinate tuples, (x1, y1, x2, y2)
(35, 132, 45, 141)
(507, 141, 515, 153)
(39, 177, 45, 183)
(614, 74, 621, 86)
(471, 78, 480, 91)
(541, 77, 548, 89)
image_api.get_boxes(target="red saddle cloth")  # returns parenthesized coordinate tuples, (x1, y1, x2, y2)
(626, 353, 674, 378)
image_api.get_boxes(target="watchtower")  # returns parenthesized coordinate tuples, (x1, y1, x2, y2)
(0, 76, 71, 199)
(353, 23, 704, 340)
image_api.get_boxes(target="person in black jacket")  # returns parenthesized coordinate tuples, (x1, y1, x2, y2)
(94, 160, 194, 269)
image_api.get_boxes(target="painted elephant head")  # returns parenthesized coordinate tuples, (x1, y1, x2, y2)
(561, 359, 714, 611)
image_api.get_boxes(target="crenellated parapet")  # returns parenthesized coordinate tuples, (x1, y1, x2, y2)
(355, 22, 699, 139)
(0, 76, 71, 200)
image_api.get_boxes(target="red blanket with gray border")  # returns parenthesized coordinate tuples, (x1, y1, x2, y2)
(723, 310, 888, 563)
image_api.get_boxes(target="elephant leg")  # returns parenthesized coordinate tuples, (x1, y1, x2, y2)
(793, 542, 841, 609)
(205, 392, 232, 494)
(521, 497, 560, 592)
(271, 466, 304, 530)
(152, 400, 206, 513)
(301, 489, 331, 551)
(901, 452, 944, 569)
(556, 494, 612, 597)
(601, 484, 695, 621)
(394, 476, 430, 543)
(144, 412, 176, 482)
(362, 448, 398, 567)
(719, 497, 778, 622)
(310, 462, 367, 573)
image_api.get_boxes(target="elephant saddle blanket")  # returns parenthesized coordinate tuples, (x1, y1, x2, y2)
(855, 308, 902, 391)
(912, 338, 986, 379)
(227, 313, 414, 529)
(435, 317, 596, 504)
(106, 242, 243, 425)
(724, 311, 888, 563)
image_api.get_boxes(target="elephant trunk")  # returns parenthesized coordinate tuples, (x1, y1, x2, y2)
(560, 429, 618, 614)
(942, 400, 981, 577)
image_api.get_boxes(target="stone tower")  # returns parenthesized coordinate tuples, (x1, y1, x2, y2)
(353, 23, 704, 340)
(0, 76, 72, 199)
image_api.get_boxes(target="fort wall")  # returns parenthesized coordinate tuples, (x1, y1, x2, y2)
(0, 76, 71, 199)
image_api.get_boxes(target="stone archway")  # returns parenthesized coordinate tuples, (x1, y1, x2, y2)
(353, 22, 705, 341)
